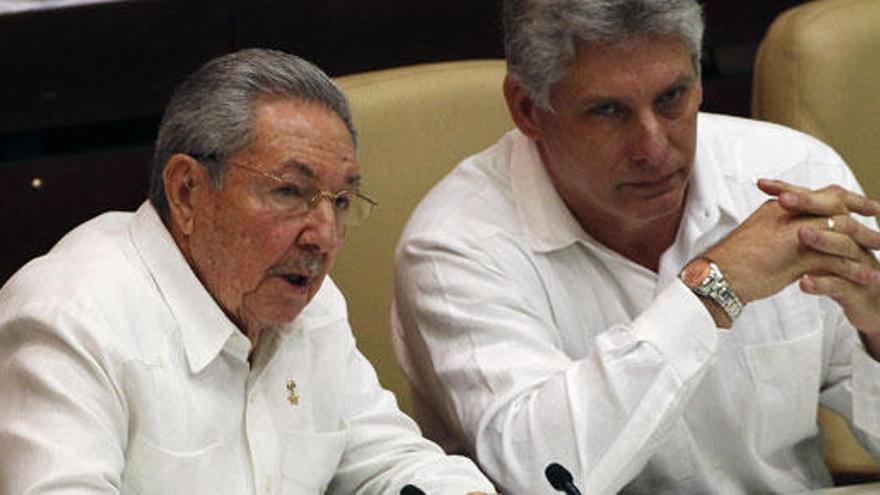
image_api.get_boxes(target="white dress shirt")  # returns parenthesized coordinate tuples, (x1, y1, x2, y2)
(0, 202, 494, 494)
(392, 113, 880, 494)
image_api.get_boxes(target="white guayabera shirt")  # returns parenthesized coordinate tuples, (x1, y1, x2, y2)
(0, 202, 493, 495)
(393, 114, 880, 495)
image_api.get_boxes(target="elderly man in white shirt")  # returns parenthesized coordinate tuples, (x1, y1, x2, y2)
(392, 1, 880, 494)
(0, 48, 494, 495)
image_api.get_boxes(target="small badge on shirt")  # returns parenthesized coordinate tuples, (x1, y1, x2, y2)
(286, 378, 300, 405)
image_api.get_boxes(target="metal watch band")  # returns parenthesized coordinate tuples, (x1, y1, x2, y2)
(685, 260, 744, 322)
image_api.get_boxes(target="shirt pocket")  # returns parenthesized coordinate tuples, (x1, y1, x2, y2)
(281, 420, 349, 493)
(121, 435, 233, 495)
(744, 329, 822, 458)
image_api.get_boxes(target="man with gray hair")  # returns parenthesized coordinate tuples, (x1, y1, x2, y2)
(393, 0, 880, 493)
(0, 48, 494, 494)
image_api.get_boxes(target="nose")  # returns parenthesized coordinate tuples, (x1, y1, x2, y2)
(296, 196, 342, 253)
(627, 110, 670, 167)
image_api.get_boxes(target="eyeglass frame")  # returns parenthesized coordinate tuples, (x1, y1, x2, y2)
(189, 153, 378, 226)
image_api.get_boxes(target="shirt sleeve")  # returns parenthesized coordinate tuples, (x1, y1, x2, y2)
(393, 234, 720, 494)
(0, 305, 127, 494)
(328, 329, 495, 494)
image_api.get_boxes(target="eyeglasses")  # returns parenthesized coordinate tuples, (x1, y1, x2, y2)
(194, 156, 378, 226)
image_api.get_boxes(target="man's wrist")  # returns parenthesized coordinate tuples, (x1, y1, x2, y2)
(679, 257, 744, 328)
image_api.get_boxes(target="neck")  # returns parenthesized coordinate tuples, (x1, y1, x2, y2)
(236, 306, 268, 354)
(576, 207, 683, 273)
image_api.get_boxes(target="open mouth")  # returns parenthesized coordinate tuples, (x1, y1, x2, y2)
(283, 273, 310, 287)
(274, 253, 324, 290)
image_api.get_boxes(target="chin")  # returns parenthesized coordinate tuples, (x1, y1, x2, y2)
(631, 191, 686, 223)
(262, 304, 307, 328)
(258, 291, 310, 324)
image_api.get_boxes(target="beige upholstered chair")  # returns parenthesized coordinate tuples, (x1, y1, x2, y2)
(753, 0, 880, 482)
(331, 60, 513, 415)
(752, 0, 880, 199)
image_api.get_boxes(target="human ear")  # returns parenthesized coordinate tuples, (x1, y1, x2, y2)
(163, 153, 204, 236)
(503, 74, 544, 140)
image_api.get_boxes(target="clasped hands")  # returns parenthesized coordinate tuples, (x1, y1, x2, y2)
(704, 178, 880, 353)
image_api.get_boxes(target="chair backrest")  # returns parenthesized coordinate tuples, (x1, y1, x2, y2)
(752, 0, 880, 199)
(753, 0, 880, 481)
(331, 60, 513, 414)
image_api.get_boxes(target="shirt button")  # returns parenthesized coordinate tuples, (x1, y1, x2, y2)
(263, 476, 273, 493)
(249, 393, 257, 403)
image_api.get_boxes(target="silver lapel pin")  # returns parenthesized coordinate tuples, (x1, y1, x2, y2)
(286, 378, 300, 405)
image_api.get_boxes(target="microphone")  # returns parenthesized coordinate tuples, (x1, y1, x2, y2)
(545, 462, 582, 495)
(400, 484, 426, 495)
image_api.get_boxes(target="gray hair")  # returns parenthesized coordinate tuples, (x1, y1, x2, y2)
(149, 48, 357, 222)
(504, 0, 704, 110)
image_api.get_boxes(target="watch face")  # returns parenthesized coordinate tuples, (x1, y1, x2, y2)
(681, 258, 711, 288)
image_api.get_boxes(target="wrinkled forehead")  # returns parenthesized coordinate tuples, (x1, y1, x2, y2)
(246, 98, 360, 184)
(265, 135, 360, 186)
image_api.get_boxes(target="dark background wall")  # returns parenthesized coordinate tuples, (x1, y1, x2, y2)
(0, 0, 806, 283)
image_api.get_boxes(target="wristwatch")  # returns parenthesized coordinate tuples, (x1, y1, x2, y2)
(679, 257, 744, 323)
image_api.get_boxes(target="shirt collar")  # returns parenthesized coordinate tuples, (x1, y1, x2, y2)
(129, 201, 244, 373)
(508, 114, 742, 255)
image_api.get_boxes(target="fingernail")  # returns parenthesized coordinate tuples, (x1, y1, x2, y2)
(800, 274, 816, 293)
(758, 178, 778, 189)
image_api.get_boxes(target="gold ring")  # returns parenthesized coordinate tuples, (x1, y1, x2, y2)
(827, 217, 836, 232)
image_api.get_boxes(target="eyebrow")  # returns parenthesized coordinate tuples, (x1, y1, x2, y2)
(662, 74, 696, 93)
(276, 160, 362, 188)
(272, 160, 318, 179)
(290, 162, 317, 179)
(582, 73, 697, 107)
